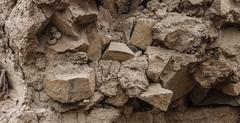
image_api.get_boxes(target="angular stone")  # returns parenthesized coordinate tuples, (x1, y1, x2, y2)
(145, 46, 197, 101)
(145, 46, 171, 83)
(43, 68, 95, 103)
(130, 18, 156, 50)
(216, 82, 240, 96)
(139, 83, 173, 111)
(87, 27, 110, 61)
(102, 42, 135, 62)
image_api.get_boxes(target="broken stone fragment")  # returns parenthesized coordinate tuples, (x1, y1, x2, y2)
(145, 46, 171, 83)
(216, 82, 240, 96)
(86, 27, 111, 61)
(139, 83, 173, 111)
(47, 31, 89, 52)
(145, 46, 197, 101)
(43, 68, 95, 103)
(102, 42, 135, 62)
(130, 18, 156, 50)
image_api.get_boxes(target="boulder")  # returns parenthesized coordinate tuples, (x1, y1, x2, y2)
(139, 83, 173, 111)
(130, 18, 156, 50)
(146, 46, 197, 101)
(43, 67, 95, 103)
(102, 42, 135, 62)
(152, 14, 208, 53)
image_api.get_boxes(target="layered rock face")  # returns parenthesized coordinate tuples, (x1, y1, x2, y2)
(1, 0, 240, 123)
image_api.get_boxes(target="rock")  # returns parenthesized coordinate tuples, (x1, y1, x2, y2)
(145, 46, 197, 101)
(97, 60, 121, 96)
(152, 14, 208, 53)
(194, 58, 234, 88)
(165, 106, 240, 123)
(102, 42, 135, 62)
(105, 93, 129, 107)
(130, 18, 156, 50)
(87, 27, 111, 61)
(86, 92, 104, 109)
(118, 66, 149, 97)
(145, 46, 171, 83)
(216, 82, 240, 96)
(43, 67, 95, 103)
(86, 108, 120, 123)
(139, 83, 173, 111)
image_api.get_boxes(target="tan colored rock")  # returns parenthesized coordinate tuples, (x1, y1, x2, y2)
(43, 68, 95, 103)
(146, 46, 197, 101)
(216, 82, 240, 96)
(105, 94, 129, 107)
(102, 42, 135, 62)
(139, 83, 173, 111)
(145, 46, 171, 82)
(62, 111, 78, 123)
(87, 27, 110, 61)
(118, 67, 149, 97)
(130, 18, 156, 50)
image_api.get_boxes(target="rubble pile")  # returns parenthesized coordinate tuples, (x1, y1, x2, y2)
(1, 0, 240, 123)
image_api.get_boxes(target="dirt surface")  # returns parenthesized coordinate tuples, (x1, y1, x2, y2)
(1, 0, 240, 123)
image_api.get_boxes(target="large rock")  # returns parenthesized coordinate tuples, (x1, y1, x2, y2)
(130, 18, 156, 50)
(43, 67, 95, 103)
(152, 14, 209, 53)
(102, 42, 135, 62)
(145, 46, 197, 101)
(139, 83, 173, 111)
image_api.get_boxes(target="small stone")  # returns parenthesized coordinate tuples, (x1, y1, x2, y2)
(105, 94, 129, 107)
(139, 83, 173, 111)
(102, 42, 135, 62)
(47, 37, 57, 46)
(130, 18, 156, 50)
(53, 31, 62, 40)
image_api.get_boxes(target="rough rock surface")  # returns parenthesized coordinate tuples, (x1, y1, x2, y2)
(1, 0, 240, 123)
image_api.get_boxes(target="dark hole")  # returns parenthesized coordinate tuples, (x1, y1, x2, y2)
(125, 98, 153, 112)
